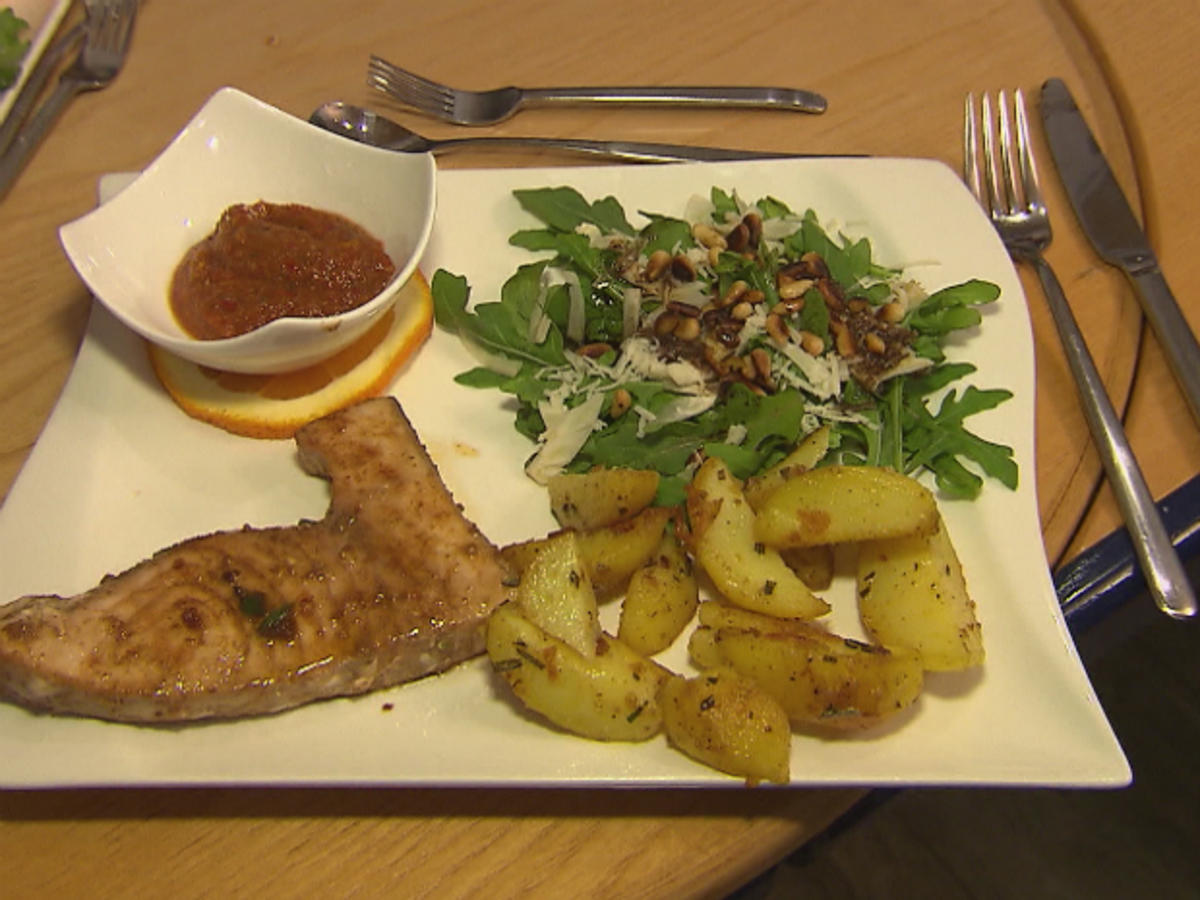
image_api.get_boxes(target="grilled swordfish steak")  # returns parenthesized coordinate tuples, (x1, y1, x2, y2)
(0, 397, 514, 723)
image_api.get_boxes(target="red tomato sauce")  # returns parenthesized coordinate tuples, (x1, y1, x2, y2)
(170, 202, 395, 340)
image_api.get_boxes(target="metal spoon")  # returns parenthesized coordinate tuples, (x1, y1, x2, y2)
(309, 101, 806, 163)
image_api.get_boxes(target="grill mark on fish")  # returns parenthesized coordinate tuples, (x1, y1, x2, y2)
(0, 398, 514, 723)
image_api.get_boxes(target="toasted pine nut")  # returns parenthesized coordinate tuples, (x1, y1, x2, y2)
(777, 277, 814, 300)
(609, 388, 632, 418)
(750, 347, 772, 380)
(708, 246, 722, 266)
(654, 312, 679, 336)
(726, 222, 750, 252)
(743, 212, 763, 247)
(720, 279, 749, 307)
(666, 300, 701, 317)
(671, 253, 696, 282)
(766, 313, 791, 345)
(798, 330, 825, 356)
(772, 297, 804, 317)
(878, 301, 906, 323)
(730, 301, 754, 320)
(864, 332, 887, 355)
(692, 223, 727, 249)
(644, 249, 671, 280)
(831, 321, 856, 357)
(578, 342, 613, 358)
(674, 316, 701, 341)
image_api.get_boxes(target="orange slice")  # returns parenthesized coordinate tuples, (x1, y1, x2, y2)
(149, 271, 433, 439)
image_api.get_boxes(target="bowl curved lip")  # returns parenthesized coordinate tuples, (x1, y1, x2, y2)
(57, 87, 438, 374)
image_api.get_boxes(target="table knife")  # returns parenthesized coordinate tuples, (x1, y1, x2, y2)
(1040, 77, 1200, 427)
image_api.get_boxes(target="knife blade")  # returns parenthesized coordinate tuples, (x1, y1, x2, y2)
(1040, 77, 1200, 427)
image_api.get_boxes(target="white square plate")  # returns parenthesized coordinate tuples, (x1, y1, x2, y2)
(0, 157, 1129, 788)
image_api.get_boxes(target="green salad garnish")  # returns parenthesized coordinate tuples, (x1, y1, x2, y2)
(433, 186, 1017, 505)
(0, 8, 30, 90)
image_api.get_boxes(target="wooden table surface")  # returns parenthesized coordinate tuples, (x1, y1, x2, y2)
(1, 0, 1196, 896)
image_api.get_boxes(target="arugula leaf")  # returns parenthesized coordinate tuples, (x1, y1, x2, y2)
(0, 9, 28, 89)
(711, 187, 739, 221)
(514, 187, 635, 235)
(639, 212, 695, 255)
(431, 266, 566, 368)
(755, 195, 793, 219)
(906, 279, 1000, 335)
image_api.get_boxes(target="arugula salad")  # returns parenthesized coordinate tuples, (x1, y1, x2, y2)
(432, 185, 1017, 506)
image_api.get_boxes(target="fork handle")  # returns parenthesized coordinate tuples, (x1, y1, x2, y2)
(0, 77, 85, 200)
(1030, 254, 1196, 619)
(520, 86, 827, 115)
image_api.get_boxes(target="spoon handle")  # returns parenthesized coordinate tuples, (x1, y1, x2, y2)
(424, 134, 804, 162)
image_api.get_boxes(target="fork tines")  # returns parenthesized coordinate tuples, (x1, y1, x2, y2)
(963, 89, 1044, 219)
(367, 56, 454, 118)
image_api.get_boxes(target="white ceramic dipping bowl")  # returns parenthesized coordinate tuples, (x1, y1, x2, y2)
(59, 87, 437, 374)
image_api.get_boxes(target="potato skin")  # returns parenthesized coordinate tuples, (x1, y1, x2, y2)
(857, 516, 984, 671)
(700, 622, 923, 731)
(659, 668, 791, 785)
(743, 424, 831, 510)
(486, 605, 666, 742)
(547, 468, 660, 530)
(508, 530, 600, 657)
(575, 506, 672, 599)
(502, 506, 671, 601)
(618, 529, 699, 656)
(684, 458, 830, 619)
(754, 465, 939, 549)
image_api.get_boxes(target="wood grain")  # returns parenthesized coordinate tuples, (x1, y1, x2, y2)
(0, 0, 1193, 896)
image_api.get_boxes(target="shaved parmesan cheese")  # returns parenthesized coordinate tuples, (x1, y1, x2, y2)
(526, 390, 606, 484)
(774, 342, 842, 400)
(637, 394, 717, 437)
(617, 336, 710, 393)
(622, 286, 641, 340)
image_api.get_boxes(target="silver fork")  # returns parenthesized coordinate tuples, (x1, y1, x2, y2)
(0, 0, 138, 199)
(965, 89, 1195, 619)
(367, 55, 827, 126)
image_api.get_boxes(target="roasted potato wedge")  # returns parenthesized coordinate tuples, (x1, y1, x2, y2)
(685, 458, 830, 619)
(697, 600, 822, 637)
(754, 465, 939, 549)
(501, 534, 558, 578)
(618, 528, 699, 656)
(486, 605, 666, 742)
(704, 623, 923, 731)
(502, 506, 672, 601)
(857, 516, 984, 671)
(659, 668, 791, 784)
(780, 545, 835, 591)
(514, 531, 599, 658)
(743, 425, 832, 510)
(547, 467, 660, 529)
(575, 506, 673, 599)
(686, 625, 724, 669)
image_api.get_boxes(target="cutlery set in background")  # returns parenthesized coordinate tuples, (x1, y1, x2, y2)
(0, 0, 137, 200)
(0, 10, 1194, 618)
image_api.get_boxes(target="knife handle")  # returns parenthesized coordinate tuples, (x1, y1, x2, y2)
(1126, 264, 1200, 427)
(1030, 255, 1196, 619)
